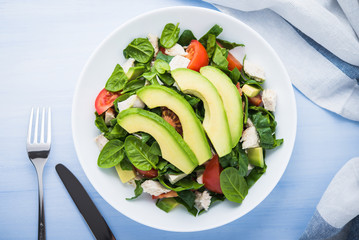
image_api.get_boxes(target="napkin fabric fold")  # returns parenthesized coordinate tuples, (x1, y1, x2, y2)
(299, 157, 359, 240)
(204, 0, 359, 121)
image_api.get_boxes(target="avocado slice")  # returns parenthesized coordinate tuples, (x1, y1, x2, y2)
(117, 108, 198, 174)
(242, 84, 261, 97)
(115, 164, 136, 183)
(247, 147, 264, 168)
(137, 85, 212, 165)
(126, 66, 145, 80)
(200, 66, 243, 148)
(171, 68, 232, 157)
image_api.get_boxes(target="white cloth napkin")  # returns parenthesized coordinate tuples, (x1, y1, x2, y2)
(204, 0, 359, 121)
(300, 157, 359, 239)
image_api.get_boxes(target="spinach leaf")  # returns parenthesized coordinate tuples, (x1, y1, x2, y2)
(178, 29, 196, 46)
(212, 44, 228, 70)
(220, 167, 248, 203)
(149, 141, 161, 156)
(206, 34, 217, 59)
(97, 139, 125, 168)
(199, 24, 223, 47)
(219, 145, 248, 177)
(160, 23, 180, 48)
(216, 38, 244, 50)
(124, 135, 158, 170)
(155, 51, 174, 63)
(105, 64, 128, 92)
(229, 67, 241, 85)
(126, 180, 144, 200)
(183, 94, 200, 107)
(104, 123, 128, 140)
(122, 79, 146, 94)
(95, 112, 109, 133)
(154, 59, 170, 74)
(158, 177, 203, 192)
(246, 164, 267, 188)
(123, 38, 154, 63)
(120, 156, 133, 171)
(174, 197, 198, 216)
(157, 72, 175, 86)
(177, 190, 196, 208)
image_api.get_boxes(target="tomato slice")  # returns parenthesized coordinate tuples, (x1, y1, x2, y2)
(203, 154, 223, 194)
(152, 191, 178, 199)
(216, 41, 243, 71)
(186, 40, 209, 72)
(135, 168, 158, 178)
(227, 52, 243, 71)
(248, 95, 262, 106)
(95, 88, 120, 115)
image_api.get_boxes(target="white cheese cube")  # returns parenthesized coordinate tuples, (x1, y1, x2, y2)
(196, 173, 204, 184)
(194, 190, 212, 211)
(169, 55, 190, 71)
(141, 180, 171, 196)
(262, 89, 277, 112)
(147, 33, 159, 57)
(94, 133, 109, 151)
(122, 58, 135, 74)
(166, 173, 187, 184)
(246, 118, 254, 128)
(240, 126, 260, 149)
(117, 95, 145, 112)
(244, 60, 266, 82)
(165, 43, 187, 56)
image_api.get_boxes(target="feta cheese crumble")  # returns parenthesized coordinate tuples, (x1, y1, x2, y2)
(94, 133, 109, 151)
(169, 55, 190, 71)
(262, 89, 277, 112)
(244, 60, 265, 82)
(147, 33, 159, 56)
(117, 95, 145, 112)
(141, 180, 171, 196)
(122, 58, 135, 74)
(240, 126, 260, 149)
(165, 43, 187, 56)
(194, 190, 212, 211)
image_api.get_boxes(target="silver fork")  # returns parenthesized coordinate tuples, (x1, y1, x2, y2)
(27, 107, 51, 240)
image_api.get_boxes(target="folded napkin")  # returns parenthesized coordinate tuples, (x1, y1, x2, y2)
(299, 157, 359, 240)
(204, 0, 359, 121)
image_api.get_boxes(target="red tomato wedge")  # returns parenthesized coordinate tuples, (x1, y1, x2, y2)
(95, 88, 120, 115)
(248, 95, 263, 106)
(203, 154, 223, 194)
(135, 168, 158, 178)
(216, 41, 243, 71)
(152, 191, 178, 199)
(186, 40, 209, 72)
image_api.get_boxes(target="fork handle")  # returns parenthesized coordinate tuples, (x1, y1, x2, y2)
(35, 164, 46, 240)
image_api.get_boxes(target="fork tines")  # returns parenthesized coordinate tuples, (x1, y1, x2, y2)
(27, 107, 51, 145)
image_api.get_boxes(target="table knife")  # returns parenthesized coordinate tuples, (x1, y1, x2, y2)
(55, 164, 116, 240)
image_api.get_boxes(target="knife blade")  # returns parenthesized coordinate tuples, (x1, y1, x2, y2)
(55, 164, 116, 240)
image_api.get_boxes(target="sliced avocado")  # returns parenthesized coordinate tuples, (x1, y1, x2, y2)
(126, 66, 145, 80)
(137, 85, 212, 165)
(115, 164, 136, 183)
(171, 68, 232, 157)
(156, 198, 179, 213)
(117, 108, 198, 174)
(200, 66, 243, 148)
(247, 147, 264, 168)
(242, 84, 261, 97)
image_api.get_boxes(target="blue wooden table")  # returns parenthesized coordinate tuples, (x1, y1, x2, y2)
(1, 0, 359, 239)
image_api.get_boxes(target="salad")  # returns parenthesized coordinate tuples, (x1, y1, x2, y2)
(93, 23, 283, 216)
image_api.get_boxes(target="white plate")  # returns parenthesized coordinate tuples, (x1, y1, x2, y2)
(72, 6, 297, 232)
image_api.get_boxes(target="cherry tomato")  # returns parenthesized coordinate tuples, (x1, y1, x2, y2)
(203, 154, 223, 194)
(135, 168, 158, 178)
(95, 88, 120, 115)
(248, 95, 262, 106)
(186, 40, 209, 72)
(152, 191, 178, 199)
